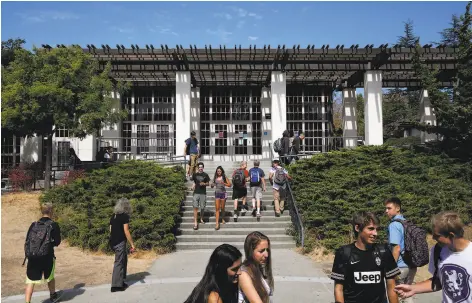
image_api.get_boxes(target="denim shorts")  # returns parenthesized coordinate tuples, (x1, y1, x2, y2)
(215, 192, 226, 199)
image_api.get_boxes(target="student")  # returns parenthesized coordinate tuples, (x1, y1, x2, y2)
(211, 166, 231, 230)
(238, 231, 274, 303)
(248, 160, 266, 218)
(290, 132, 305, 163)
(184, 244, 242, 303)
(268, 159, 291, 217)
(184, 131, 200, 179)
(192, 162, 210, 230)
(385, 197, 417, 303)
(395, 211, 472, 303)
(109, 198, 136, 292)
(232, 161, 250, 220)
(331, 211, 400, 303)
(24, 203, 63, 303)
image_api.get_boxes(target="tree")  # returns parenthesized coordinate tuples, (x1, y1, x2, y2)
(411, 2, 472, 158)
(1, 38, 25, 67)
(397, 19, 419, 47)
(356, 94, 365, 137)
(2, 45, 128, 189)
(436, 14, 461, 47)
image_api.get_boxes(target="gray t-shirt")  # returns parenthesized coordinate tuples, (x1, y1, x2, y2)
(214, 176, 227, 194)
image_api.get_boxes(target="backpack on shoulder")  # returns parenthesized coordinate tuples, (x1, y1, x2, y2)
(273, 138, 282, 153)
(233, 170, 245, 188)
(392, 219, 429, 268)
(23, 220, 54, 265)
(249, 168, 261, 186)
(274, 167, 287, 186)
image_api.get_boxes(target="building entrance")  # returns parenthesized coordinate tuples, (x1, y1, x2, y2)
(199, 88, 262, 161)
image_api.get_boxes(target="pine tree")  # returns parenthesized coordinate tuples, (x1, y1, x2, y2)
(397, 19, 419, 47)
(437, 14, 461, 47)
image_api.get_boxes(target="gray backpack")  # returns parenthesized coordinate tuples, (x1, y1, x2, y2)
(23, 220, 54, 264)
(274, 167, 287, 185)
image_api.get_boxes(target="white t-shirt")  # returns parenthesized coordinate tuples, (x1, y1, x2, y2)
(269, 166, 288, 191)
(428, 242, 472, 303)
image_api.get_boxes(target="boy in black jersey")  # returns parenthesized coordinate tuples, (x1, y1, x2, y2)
(331, 211, 401, 303)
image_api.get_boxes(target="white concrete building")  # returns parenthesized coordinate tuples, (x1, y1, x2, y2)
(1, 44, 456, 168)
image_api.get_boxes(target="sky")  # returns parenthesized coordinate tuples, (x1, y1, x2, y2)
(1, 1, 468, 50)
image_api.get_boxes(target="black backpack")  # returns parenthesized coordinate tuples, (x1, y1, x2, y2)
(392, 219, 429, 268)
(273, 138, 282, 153)
(233, 170, 245, 188)
(23, 220, 54, 265)
(274, 167, 287, 186)
(431, 244, 443, 291)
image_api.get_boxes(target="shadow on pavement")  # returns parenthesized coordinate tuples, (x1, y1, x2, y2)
(127, 272, 151, 286)
(41, 283, 86, 302)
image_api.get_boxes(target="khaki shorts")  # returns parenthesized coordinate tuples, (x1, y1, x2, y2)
(193, 193, 206, 209)
(250, 186, 263, 200)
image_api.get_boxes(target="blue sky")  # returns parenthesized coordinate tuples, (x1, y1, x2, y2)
(1, 1, 468, 50)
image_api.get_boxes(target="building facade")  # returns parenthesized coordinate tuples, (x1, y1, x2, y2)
(1, 44, 457, 167)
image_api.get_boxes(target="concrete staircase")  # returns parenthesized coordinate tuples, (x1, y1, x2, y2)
(176, 161, 296, 250)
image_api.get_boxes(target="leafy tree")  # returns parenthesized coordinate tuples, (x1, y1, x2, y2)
(2, 45, 128, 189)
(397, 19, 419, 47)
(436, 14, 461, 47)
(1, 38, 25, 67)
(412, 2, 472, 159)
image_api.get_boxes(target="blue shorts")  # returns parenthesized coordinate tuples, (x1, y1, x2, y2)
(215, 192, 226, 199)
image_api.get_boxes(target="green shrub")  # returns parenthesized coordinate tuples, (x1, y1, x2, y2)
(289, 146, 472, 252)
(41, 160, 186, 253)
(384, 136, 422, 147)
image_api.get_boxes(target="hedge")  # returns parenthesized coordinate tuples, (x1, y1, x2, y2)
(289, 146, 472, 252)
(41, 160, 186, 253)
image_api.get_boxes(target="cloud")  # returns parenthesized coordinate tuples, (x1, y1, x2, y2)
(248, 12, 262, 20)
(248, 36, 259, 41)
(17, 11, 80, 23)
(110, 26, 134, 34)
(229, 6, 262, 19)
(214, 12, 233, 20)
(237, 20, 246, 29)
(159, 28, 179, 36)
(206, 28, 232, 43)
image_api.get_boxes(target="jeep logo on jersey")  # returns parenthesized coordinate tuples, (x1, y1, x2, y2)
(354, 271, 382, 284)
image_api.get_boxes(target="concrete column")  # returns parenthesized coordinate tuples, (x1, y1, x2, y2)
(364, 71, 383, 145)
(342, 88, 358, 148)
(176, 71, 191, 156)
(419, 89, 438, 143)
(261, 87, 272, 159)
(271, 71, 287, 145)
(190, 87, 201, 137)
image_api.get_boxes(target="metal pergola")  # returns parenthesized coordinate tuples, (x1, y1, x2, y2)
(43, 43, 458, 89)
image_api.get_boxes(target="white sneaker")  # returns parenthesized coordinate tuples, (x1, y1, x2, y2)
(233, 212, 238, 219)
(241, 207, 247, 214)
(256, 212, 261, 218)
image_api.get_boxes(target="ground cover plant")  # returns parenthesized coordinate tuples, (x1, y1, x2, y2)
(41, 160, 186, 253)
(289, 146, 472, 252)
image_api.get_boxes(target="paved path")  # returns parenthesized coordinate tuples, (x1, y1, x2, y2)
(3, 249, 441, 303)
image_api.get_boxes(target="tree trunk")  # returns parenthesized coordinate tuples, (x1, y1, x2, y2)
(44, 133, 53, 190)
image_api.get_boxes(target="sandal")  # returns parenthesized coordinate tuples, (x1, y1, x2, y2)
(193, 225, 198, 230)
(200, 219, 205, 224)
(221, 219, 226, 224)
(215, 224, 220, 230)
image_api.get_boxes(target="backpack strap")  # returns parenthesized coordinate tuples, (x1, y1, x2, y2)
(431, 244, 443, 291)
(22, 222, 36, 266)
(342, 245, 352, 266)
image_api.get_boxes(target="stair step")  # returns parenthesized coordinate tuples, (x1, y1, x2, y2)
(176, 241, 296, 250)
(176, 234, 293, 242)
(179, 221, 291, 229)
(179, 215, 291, 222)
(178, 228, 287, 235)
(180, 210, 290, 217)
(181, 205, 276, 211)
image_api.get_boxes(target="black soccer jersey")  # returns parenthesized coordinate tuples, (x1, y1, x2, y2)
(330, 243, 400, 303)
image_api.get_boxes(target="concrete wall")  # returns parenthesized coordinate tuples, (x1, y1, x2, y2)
(261, 87, 272, 159)
(271, 71, 287, 144)
(20, 136, 42, 163)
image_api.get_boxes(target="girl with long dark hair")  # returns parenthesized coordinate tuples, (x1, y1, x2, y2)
(211, 166, 231, 230)
(184, 244, 242, 303)
(238, 232, 274, 303)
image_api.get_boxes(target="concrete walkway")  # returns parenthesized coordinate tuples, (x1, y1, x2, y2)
(3, 249, 441, 303)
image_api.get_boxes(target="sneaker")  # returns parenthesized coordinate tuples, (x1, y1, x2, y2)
(233, 212, 238, 219)
(241, 207, 247, 214)
(256, 212, 261, 218)
(50, 290, 64, 302)
(111, 287, 127, 293)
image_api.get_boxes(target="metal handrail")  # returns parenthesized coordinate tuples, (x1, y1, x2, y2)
(286, 182, 305, 248)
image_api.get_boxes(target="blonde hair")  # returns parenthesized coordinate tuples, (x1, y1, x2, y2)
(41, 203, 53, 215)
(431, 211, 465, 237)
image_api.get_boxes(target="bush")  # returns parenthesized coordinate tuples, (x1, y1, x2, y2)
(384, 136, 422, 147)
(41, 160, 186, 253)
(61, 169, 86, 185)
(7, 162, 42, 191)
(289, 146, 472, 252)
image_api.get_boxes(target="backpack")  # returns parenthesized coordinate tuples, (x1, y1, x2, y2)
(392, 219, 429, 268)
(23, 220, 54, 264)
(274, 167, 287, 186)
(249, 168, 261, 186)
(233, 169, 245, 188)
(342, 243, 388, 269)
(431, 244, 443, 291)
(273, 138, 282, 153)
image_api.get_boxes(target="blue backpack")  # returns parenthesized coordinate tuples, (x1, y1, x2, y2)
(249, 168, 261, 186)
